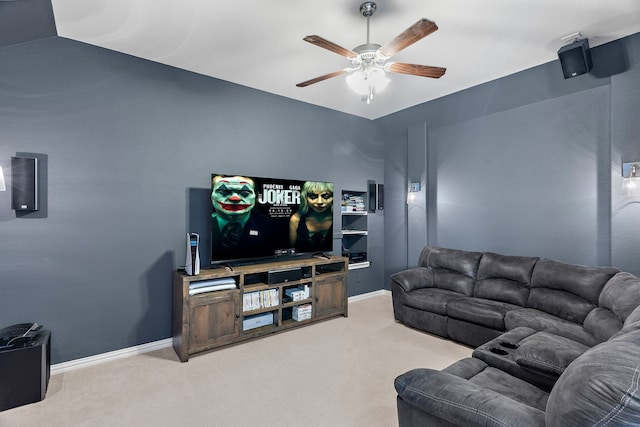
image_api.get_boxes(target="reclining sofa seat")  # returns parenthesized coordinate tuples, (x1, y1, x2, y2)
(395, 303, 640, 426)
(393, 246, 640, 426)
(391, 246, 620, 348)
(472, 269, 640, 391)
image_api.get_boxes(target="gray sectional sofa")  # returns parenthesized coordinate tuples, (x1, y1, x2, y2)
(391, 246, 640, 426)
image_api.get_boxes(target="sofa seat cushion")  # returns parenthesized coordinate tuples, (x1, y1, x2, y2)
(441, 357, 550, 411)
(395, 359, 548, 426)
(442, 359, 549, 412)
(447, 297, 521, 330)
(469, 366, 550, 412)
(504, 308, 598, 347)
(400, 288, 464, 316)
(514, 331, 590, 376)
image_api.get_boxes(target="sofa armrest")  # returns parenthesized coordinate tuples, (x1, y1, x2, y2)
(395, 368, 545, 427)
(515, 331, 589, 376)
(391, 267, 433, 292)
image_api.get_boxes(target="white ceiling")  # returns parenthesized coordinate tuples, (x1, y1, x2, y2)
(50, 0, 640, 120)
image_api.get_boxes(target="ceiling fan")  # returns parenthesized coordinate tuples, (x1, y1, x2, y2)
(296, 1, 446, 103)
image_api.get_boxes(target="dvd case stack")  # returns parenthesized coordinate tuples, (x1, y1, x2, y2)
(284, 285, 310, 302)
(243, 288, 279, 312)
(293, 304, 312, 321)
(341, 193, 365, 212)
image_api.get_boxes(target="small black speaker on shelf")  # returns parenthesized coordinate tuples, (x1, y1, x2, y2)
(368, 180, 376, 213)
(11, 156, 38, 211)
(377, 184, 384, 210)
(558, 39, 592, 79)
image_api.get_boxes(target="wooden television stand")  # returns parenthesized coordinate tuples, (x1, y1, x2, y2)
(172, 255, 348, 362)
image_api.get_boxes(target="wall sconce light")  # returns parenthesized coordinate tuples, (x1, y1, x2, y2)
(0, 166, 6, 191)
(408, 182, 421, 203)
(622, 162, 640, 196)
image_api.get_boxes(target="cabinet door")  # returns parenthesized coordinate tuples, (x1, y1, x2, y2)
(189, 291, 240, 351)
(315, 277, 346, 318)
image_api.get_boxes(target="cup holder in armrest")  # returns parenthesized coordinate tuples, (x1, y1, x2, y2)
(499, 341, 519, 350)
(490, 347, 509, 356)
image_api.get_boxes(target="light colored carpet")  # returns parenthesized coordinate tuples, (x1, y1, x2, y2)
(0, 293, 471, 427)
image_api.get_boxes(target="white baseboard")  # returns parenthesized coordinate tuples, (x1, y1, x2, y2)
(51, 290, 391, 374)
(51, 338, 173, 375)
(348, 289, 390, 302)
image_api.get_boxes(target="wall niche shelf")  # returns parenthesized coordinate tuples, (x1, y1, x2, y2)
(341, 190, 369, 269)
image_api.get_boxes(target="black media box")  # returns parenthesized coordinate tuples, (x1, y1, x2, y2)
(317, 263, 344, 274)
(0, 329, 51, 411)
(264, 268, 302, 284)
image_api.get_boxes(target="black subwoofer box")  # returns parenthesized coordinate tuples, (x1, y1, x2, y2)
(0, 329, 51, 411)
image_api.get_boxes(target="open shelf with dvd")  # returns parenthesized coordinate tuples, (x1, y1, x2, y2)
(173, 255, 348, 362)
(341, 190, 371, 270)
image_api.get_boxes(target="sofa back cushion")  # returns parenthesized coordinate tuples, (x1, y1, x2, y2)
(475, 252, 538, 306)
(625, 305, 640, 329)
(582, 308, 624, 343)
(527, 258, 619, 323)
(546, 325, 640, 426)
(584, 272, 640, 342)
(420, 246, 482, 296)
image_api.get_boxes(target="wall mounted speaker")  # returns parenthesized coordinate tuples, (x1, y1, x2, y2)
(368, 181, 376, 213)
(558, 39, 592, 79)
(377, 184, 384, 210)
(11, 156, 38, 211)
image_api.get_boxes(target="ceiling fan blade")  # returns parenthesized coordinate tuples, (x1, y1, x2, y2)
(303, 35, 358, 59)
(379, 19, 438, 57)
(296, 70, 348, 87)
(388, 63, 446, 78)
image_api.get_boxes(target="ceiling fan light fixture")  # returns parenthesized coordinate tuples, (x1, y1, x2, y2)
(346, 70, 370, 96)
(346, 67, 389, 98)
(296, 1, 446, 102)
(368, 67, 390, 91)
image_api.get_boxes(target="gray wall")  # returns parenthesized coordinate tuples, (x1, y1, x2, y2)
(0, 37, 385, 363)
(3, 15, 639, 365)
(380, 32, 640, 287)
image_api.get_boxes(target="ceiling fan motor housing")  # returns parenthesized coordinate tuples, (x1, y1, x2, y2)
(353, 43, 384, 65)
(360, 2, 377, 17)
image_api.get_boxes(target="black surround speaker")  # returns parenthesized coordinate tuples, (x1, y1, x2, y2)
(368, 181, 376, 213)
(11, 156, 38, 211)
(377, 183, 384, 210)
(558, 39, 593, 79)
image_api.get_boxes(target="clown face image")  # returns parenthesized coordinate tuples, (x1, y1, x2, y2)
(212, 176, 256, 220)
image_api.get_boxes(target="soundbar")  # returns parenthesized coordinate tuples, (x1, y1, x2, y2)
(263, 268, 302, 284)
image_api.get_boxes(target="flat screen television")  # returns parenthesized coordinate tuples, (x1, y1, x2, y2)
(211, 174, 334, 266)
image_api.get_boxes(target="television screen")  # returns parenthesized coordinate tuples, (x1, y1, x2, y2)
(211, 174, 334, 265)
